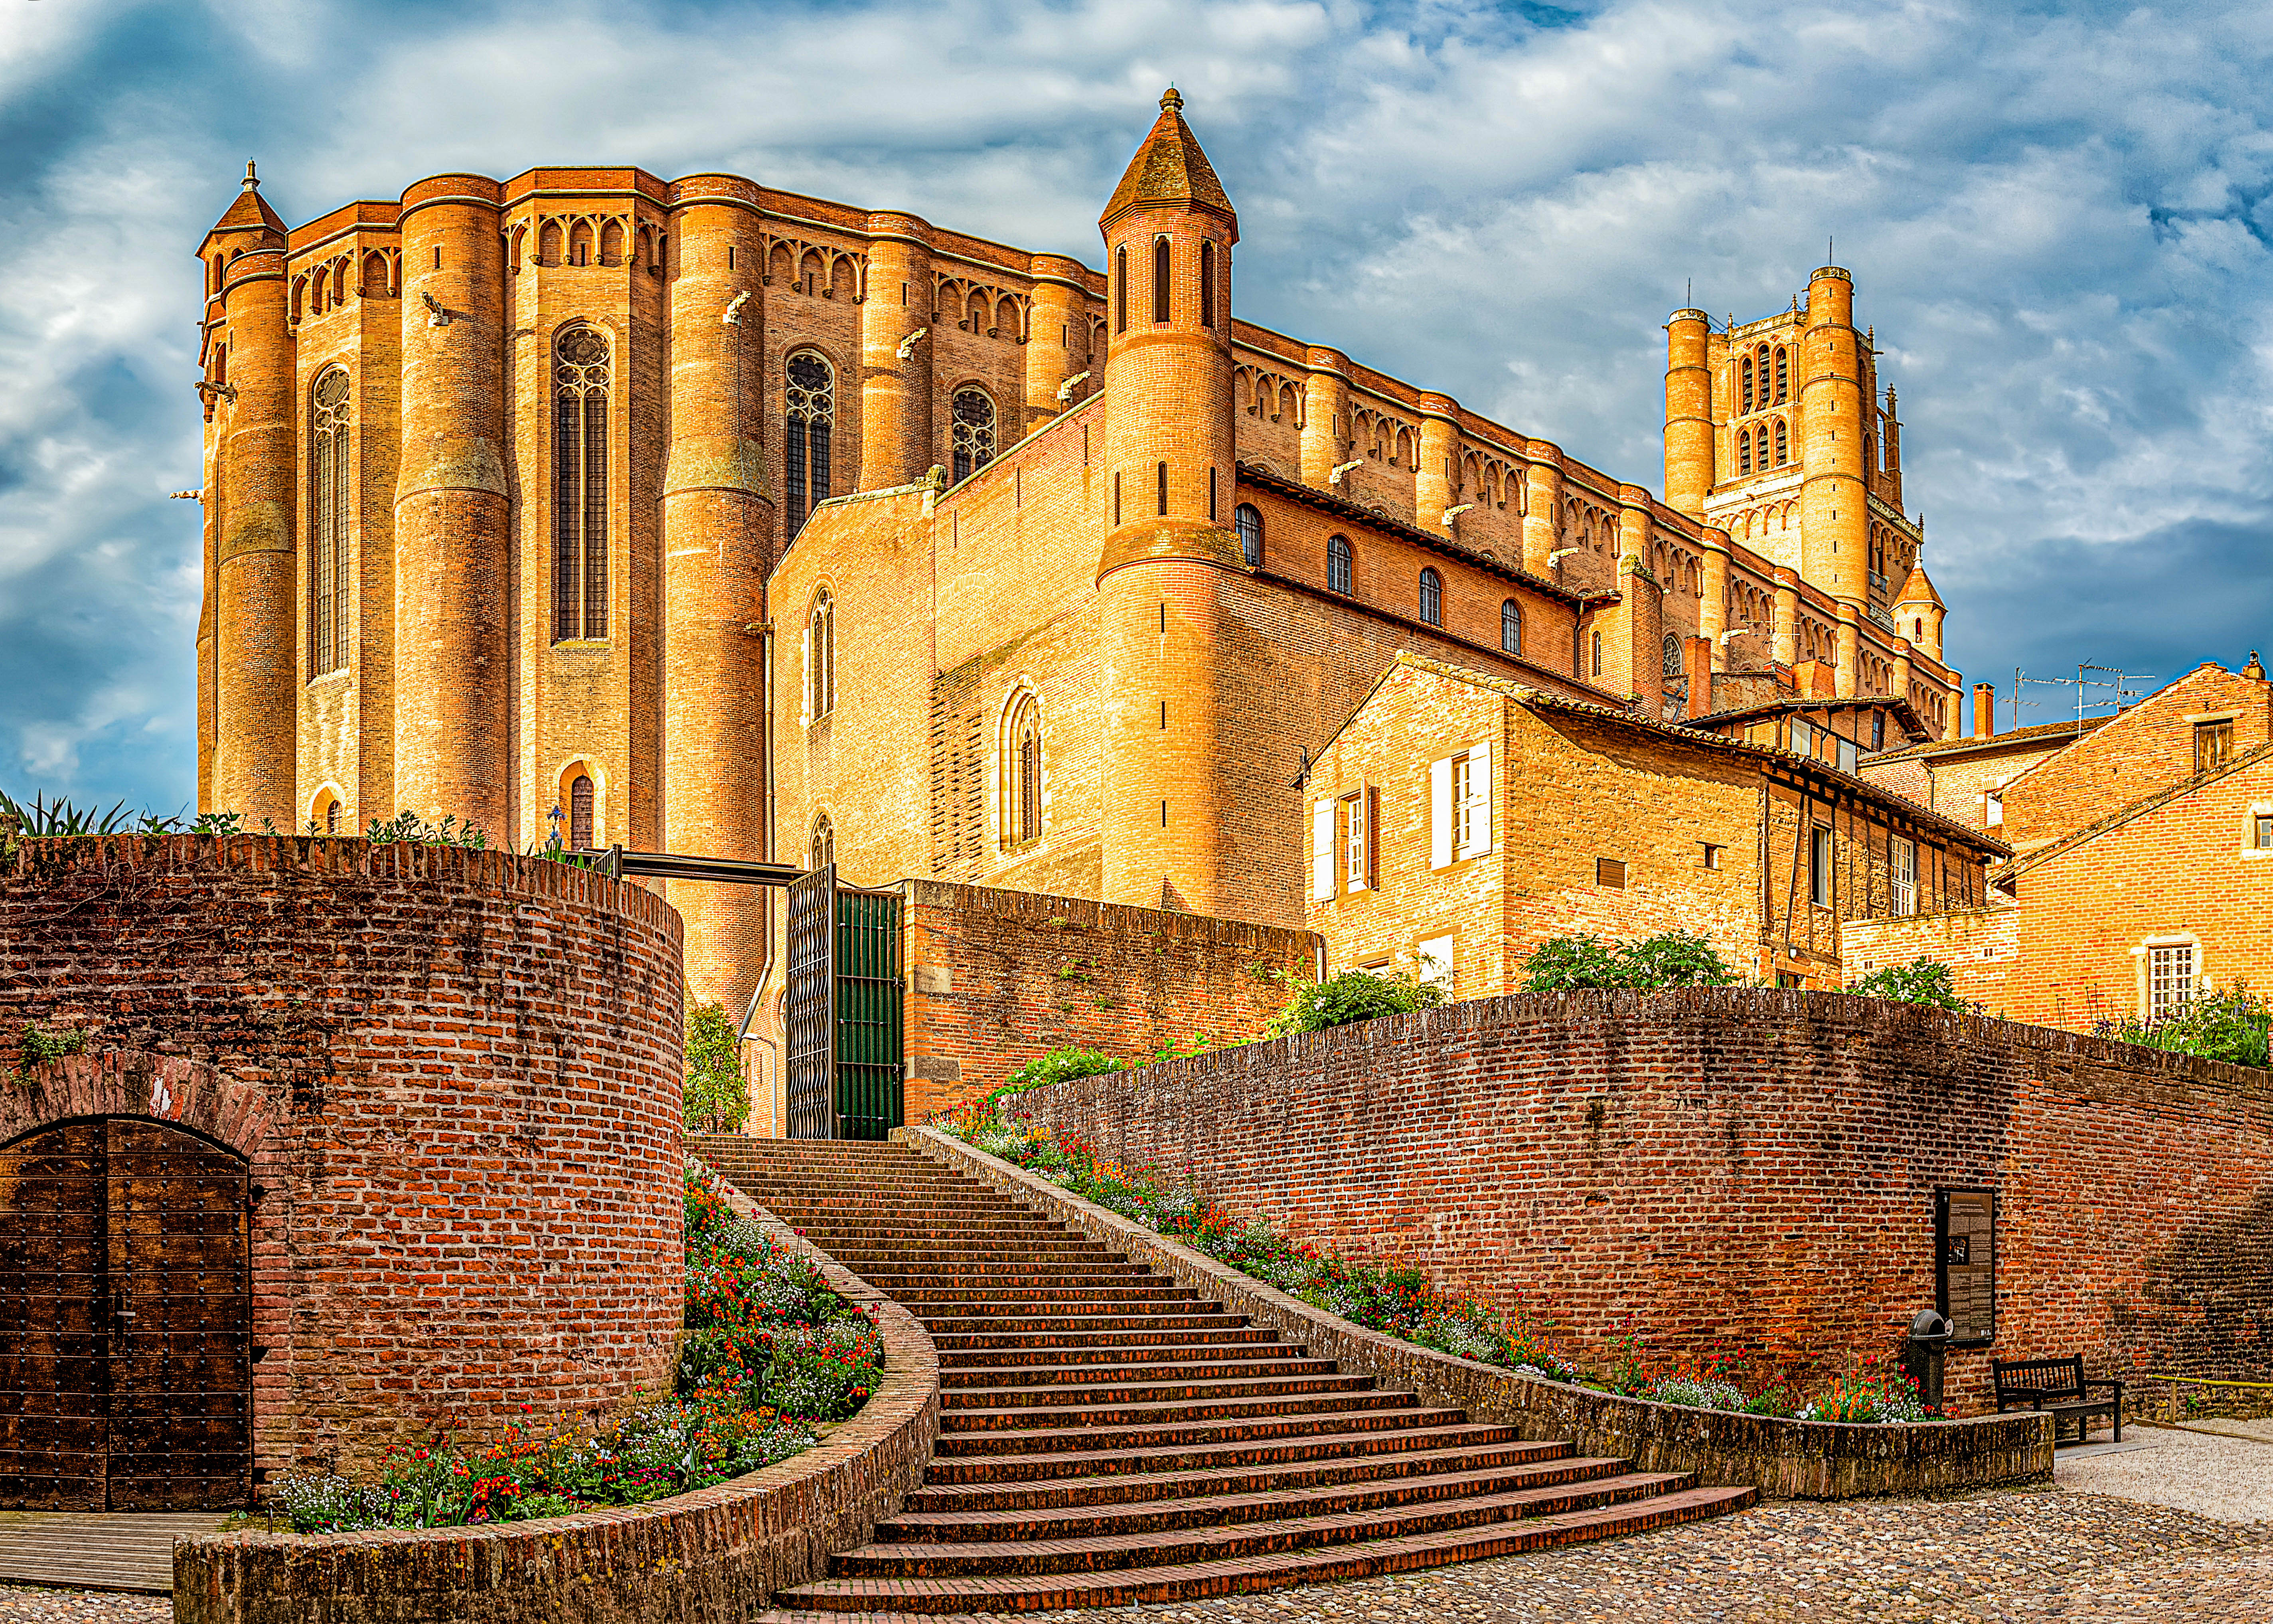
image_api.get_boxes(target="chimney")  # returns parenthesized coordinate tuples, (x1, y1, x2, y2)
(1973, 682, 1995, 739)
(1685, 637, 1713, 721)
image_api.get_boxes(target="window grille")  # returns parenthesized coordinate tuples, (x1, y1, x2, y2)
(569, 774, 594, 850)
(951, 387, 996, 482)
(2195, 719, 2234, 775)
(1234, 503, 1262, 567)
(785, 352, 834, 534)
(1419, 567, 1442, 626)
(2147, 942, 2196, 1019)
(325, 799, 340, 835)
(1327, 535, 1353, 594)
(552, 326, 610, 641)
(1596, 857, 1626, 888)
(1019, 728, 1041, 842)
(308, 367, 350, 676)
(1502, 599, 1522, 656)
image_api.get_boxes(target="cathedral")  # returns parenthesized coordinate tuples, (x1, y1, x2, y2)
(193, 91, 1960, 1018)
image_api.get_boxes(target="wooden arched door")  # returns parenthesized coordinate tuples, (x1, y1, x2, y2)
(0, 1118, 252, 1509)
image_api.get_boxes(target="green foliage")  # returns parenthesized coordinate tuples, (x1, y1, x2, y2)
(1003, 1045, 1125, 1093)
(364, 810, 488, 848)
(1262, 968, 1446, 1037)
(1847, 957, 1974, 1011)
(2103, 985, 2272, 1071)
(14, 1022, 88, 1080)
(683, 1002, 749, 1134)
(1519, 930, 1738, 993)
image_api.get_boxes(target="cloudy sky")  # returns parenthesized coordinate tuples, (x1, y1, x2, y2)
(4, 0, 2270, 813)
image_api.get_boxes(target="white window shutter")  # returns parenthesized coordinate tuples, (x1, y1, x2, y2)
(1311, 800, 1336, 901)
(1470, 742, 1493, 855)
(1430, 757, 1453, 869)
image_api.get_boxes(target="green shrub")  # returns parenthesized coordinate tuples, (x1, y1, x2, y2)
(14, 1022, 87, 1080)
(1262, 968, 1445, 1036)
(1520, 930, 1737, 992)
(683, 1002, 749, 1134)
(1003, 1045, 1125, 1093)
(1847, 958, 1973, 1011)
(2103, 986, 2272, 1071)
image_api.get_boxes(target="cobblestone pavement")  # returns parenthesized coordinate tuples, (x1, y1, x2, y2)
(8, 1478, 2268, 1622)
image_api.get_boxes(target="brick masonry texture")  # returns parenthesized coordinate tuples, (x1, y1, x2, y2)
(902, 1126, 2054, 1501)
(995, 988, 2273, 1418)
(172, 1160, 940, 1623)
(898, 880, 1318, 1122)
(0, 835, 683, 1479)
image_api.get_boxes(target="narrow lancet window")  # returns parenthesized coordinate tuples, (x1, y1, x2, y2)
(785, 352, 835, 535)
(1153, 236, 1171, 323)
(552, 325, 610, 642)
(308, 367, 350, 676)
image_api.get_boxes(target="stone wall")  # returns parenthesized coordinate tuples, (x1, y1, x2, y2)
(0, 834, 684, 1479)
(1001, 988, 2273, 1416)
(900, 879, 1317, 1121)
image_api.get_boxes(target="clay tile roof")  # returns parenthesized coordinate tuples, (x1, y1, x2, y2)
(1893, 562, 1943, 609)
(209, 162, 285, 237)
(1100, 89, 1237, 233)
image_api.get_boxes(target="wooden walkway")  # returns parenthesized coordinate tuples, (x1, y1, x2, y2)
(0, 1512, 227, 1594)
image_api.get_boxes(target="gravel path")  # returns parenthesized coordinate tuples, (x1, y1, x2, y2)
(2055, 1422, 2273, 1523)
(0, 1590, 169, 1622)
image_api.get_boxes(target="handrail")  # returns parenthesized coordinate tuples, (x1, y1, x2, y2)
(579, 846, 806, 887)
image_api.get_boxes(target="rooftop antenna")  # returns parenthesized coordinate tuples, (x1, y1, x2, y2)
(1827, 235, 1834, 262)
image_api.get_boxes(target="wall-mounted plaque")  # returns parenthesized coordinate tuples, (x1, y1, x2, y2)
(1936, 1187, 1997, 1345)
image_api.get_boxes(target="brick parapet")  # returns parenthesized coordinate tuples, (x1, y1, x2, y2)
(901, 1124, 2052, 1499)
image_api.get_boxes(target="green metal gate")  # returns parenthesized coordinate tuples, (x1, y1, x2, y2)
(782, 866, 904, 1140)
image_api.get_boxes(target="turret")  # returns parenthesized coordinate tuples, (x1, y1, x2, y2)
(199, 161, 297, 825)
(1798, 265, 1868, 694)
(859, 213, 934, 488)
(1024, 253, 1088, 430)
(1663, 308, 1715, 518)
(1095, 89, 1243, 917)
(1416, 394, 1460, 529)
(1892, 561, 1945, 662)
(1299, 346, 1349, 490)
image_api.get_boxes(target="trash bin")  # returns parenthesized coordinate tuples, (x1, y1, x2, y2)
(1906, 1308, 1953, 1411)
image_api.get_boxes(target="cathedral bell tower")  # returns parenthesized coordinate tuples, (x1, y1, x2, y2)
(1095, 89, 1243, 916)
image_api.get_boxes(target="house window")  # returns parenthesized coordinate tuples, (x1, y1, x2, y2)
(2255, 812, 2273, 851)
(2147, 941, 2197, 1019)
(1985, 788, 2004, 828)
(1327, 534, 1353, 594)
(1790, 718, 1814, 759)
(806, 590, 834, 721)
(1502, 600, 1522, 656)
(1837, 738, 1859, 774)
(1342, 787, 1375, 890)
(308, 367, 351, 676)
(1596, 857, 1626, 888)
(1418, 567, 1442, 626)
(1432, 745, 1493, 867)
(784, 351, 834, 535)
(1591, 630, 1603, 676)
(569, 773, 594, 850)
(552, 324, 611, 641)
(1234, 503, 1262, 567)
(2195, 719, 2234, 774)
(1700, 843, 1723, 870)
(951, 387, 997, 482)
(1872, 713, 1885, 751)
(1416, 934, 1453, 993)
(1809, 824, 1834, 907)
(1890, 836, 1916, 916)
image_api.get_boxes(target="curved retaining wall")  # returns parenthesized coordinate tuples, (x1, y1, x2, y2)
(903, 1125, 2052, 1500)
(0, 835, 684, 1477)
(174, 1167, 941, 1622)
(997, 987, 2273, 1416)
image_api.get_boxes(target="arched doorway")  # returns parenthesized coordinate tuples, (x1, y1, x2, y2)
(0, 1117, 252, 1509)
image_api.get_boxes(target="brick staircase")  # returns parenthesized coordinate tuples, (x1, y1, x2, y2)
(689, 1136, 1752, 1616)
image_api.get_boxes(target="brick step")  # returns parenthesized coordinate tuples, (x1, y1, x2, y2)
(941, 1371, 1372, 1413)
(938, 1353, 1327, 1383)
(922, 1418, 1525, 1483)
(931, 1327, 1290, 1359)
(916, 1310, 1253, 1336)
(768, 1485, 1756, 1612)
(902, 1436, 1573, 1513)
(856, 1465, 1685, 1569)
(865, 1274, 1161, 1297)
(934, 1397, 1442, 1455)
(890, 1289, 1202, 1314)
(840, 1257, 1139, 1279)
(942, 1386, 1412, 1436)
(819, 1247, 1132, 1269)
(910, 1298, 1220, 1324)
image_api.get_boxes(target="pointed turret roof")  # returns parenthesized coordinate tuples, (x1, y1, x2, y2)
(207, 160, 285, 240)
(1894, 562, 1943, 609)
(1101, 89, 1237, 236)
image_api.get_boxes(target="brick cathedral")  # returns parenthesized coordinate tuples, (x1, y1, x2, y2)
(193, 91, 1962, 1019)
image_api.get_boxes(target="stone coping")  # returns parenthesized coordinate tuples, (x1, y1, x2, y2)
(899, 1124, 2052, 1501)
(171, 1159, 939, 1623)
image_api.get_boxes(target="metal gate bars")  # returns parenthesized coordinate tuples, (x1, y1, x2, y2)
(783, 865, 905, 1140)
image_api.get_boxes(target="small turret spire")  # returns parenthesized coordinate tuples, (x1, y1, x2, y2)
(243, 159, 259, 192)
(1100, 86, 1236, 237)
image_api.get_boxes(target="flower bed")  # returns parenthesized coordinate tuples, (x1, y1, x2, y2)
(945, 1110, 1929, 1423)
(272, 1165, 885, 1532)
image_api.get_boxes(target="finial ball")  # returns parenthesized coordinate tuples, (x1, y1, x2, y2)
(1161, 87, 1183, 111)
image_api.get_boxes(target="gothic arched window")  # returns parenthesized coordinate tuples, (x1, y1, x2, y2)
(308, 367, 350, 676)
(1002, 691, 1043, 848)
(1663, 632, 1686, 678)
(1738, 426, 1753, 475)
(1502, 599, 1523, 656)
(553, 324, 610, 642)
(951, 387, 997, 482)
(1327, 534, 1353, 595)
(1740, 354, 1754, 414)
(785, 352, 834, 535)
(810, 812, 835, 871)
(807, 589, 835, 721)
(1153, 235, 1171, 324)
(569, 772, 594, 850)
(1774, 346, 1789, 403)
(1200, 240, 1217, 330)
(1775, 417, 1789, 465)
(1114, 246, 1128, 333)
(1234, 502, 1262, 567)
(1419, 567, 1443, 626)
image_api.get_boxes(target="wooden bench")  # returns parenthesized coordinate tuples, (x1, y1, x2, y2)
(1993, 1356, 2123, 1444)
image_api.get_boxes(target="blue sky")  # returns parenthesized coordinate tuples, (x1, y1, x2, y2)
(4, 0, 2270, 812)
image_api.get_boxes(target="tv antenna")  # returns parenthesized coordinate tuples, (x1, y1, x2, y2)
(2009, 662, 2156, 728)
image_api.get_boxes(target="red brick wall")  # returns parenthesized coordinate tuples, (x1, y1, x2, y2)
(1004, 988, 2273, 1415)
(0, 835, 683, 1478)
(901, 880, 1316, 1122)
